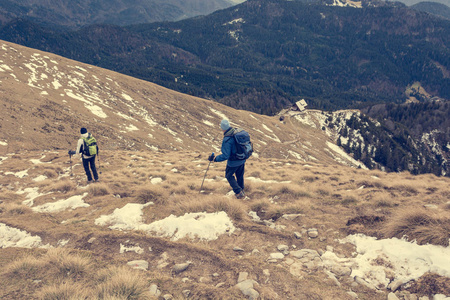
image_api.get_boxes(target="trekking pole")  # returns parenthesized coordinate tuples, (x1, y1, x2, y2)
(69, 152, 73, 176)
(98, 153, 102, 174)
(199, 153, 214, 193)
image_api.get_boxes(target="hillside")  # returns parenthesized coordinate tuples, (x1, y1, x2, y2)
(1, 41, 450, 300)
(0, 40, 366, 169)
(411, 1, 450, 19)
(1, 0, 449, 115)
(0, 0, 244, 29)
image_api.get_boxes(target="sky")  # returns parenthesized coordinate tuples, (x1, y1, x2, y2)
(395, 0, 450, 5)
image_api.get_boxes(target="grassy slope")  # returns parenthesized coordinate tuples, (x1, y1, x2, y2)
(0, 149, 449, 299)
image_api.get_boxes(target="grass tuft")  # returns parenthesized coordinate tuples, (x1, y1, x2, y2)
(37, 282, 88, 300)
(88, 183, 111, 196)
(382, 209, 450, 246)
(96, 267, 151, 300)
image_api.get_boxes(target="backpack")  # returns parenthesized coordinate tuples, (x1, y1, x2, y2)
(82, 134, 97, 156)
(231, 128, 253, 160)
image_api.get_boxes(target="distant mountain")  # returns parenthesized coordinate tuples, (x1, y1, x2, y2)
(0, 0, 244, 29)
(411, 1, 450, 19)
(2, 39, 448, 176)
(1, 0, 449, 115)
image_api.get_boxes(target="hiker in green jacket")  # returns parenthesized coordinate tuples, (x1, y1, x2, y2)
(69, 127, 99, 183)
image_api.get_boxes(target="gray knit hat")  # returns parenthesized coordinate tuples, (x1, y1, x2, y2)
(220, 119, 230, 130)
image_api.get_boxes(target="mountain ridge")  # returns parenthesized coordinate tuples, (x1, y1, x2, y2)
(0, 0, 244, 29)
(1, 0, 448, 115)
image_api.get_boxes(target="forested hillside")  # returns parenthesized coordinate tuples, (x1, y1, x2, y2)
(1, 0, 449, 115)
(411, 1, 450, 19)
(0, 0, 241, 29)
(327, 101, 450, 176)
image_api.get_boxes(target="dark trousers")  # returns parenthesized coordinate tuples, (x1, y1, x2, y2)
(225, 163, 245, 194)
(82, 155, 98, 181)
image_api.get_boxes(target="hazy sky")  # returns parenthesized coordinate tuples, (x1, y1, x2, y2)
(390, 0, 449, 5)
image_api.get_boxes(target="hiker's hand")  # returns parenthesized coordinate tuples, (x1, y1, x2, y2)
(208, 154, 215, 162)
(68, 150, 76, 155)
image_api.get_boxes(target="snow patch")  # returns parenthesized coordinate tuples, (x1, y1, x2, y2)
(342, 234, 450, 288)
(0, 223, 47, 248)
(246, 177, 291, 184)
(32, 193, 89, 213)
(95, 204, 235, 241)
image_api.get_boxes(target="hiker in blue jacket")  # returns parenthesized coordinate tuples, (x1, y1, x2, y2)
(209, 119, 246, 199)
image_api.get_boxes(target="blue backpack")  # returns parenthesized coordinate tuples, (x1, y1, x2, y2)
(231, 129, 253, 160)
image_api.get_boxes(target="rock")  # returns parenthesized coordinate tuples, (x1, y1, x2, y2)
(149, 284, 161, 297)
(330, 265, 352, 277)
(163, 294, 173, 300)
(277, 244, 289, 255)
(173, 262, 191, 274)
(433, 295, 449, 300)
(290, 249, 320, 260)
(282, 213, 303, 220)
(388, 292, 400, 300)
(355, 276, 378, 290)
(238, 272, 248, 283)
(289, 262, 305, 278)
(263, 269, 270, 276)
(126, 260, 148, 270)
(88, 237, 96, 243)
(284, 258, 294, 265)
(236, 279, 259, 300)
(182, 290, 190, 298)
(324, 270, 341, 287)
(251, 249, 260, 256)
(233, 247, 245, 252)
(294, 232, 302, 239)
(347, 291, 358, 299)
(423, 204, 438, 209)
(199, 276, 211, 283)
(216, 282, 226, 288)
(307, 228, 319, 238)
(269, 253, 284, 260)
(388, 279, 406, 292)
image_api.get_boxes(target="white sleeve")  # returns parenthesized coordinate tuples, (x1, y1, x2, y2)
(75, 139, 84, 155)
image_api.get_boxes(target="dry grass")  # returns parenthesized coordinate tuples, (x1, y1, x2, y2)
(4, 254, 46, 277)
(2, 249, 151, 300)
(135, 186, 167, 205)
(381, 208, 450, 246)
(42, 179, 77, 193)
(2, 150, 450, 300)
(4, 203, 33, 215)
(96, 267, 151, 300)
(37, 282, 89, 300)
(88, 183, 111, 197)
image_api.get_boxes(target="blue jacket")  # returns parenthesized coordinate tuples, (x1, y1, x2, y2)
(215, 128, 246, 167)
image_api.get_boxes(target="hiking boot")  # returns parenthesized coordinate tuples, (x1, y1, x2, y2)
(235, 190, 245, 199)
